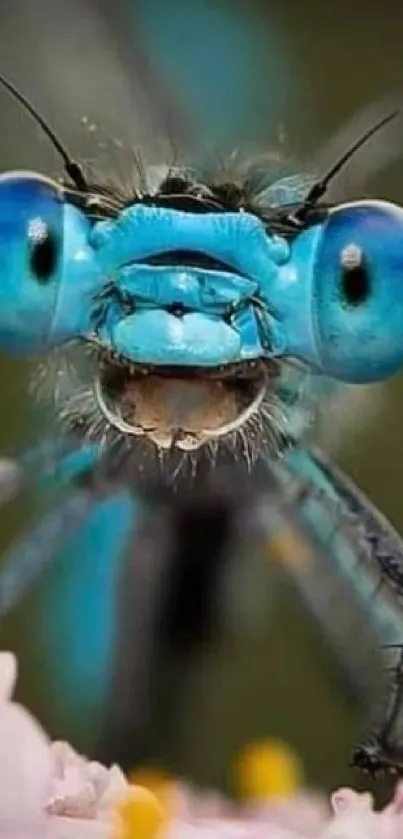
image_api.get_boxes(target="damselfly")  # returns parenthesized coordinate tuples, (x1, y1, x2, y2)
(0, 74, 401, 774)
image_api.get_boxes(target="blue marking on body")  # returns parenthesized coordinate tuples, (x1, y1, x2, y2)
(116, 264, 258, 313)
(91, 206, 285, 286)
(51, 203, 104, 341)
(112, 309, 242, 365)
(20, 442, 100, 490)
(229, 306, 263, 359)
(34, 491, 136, 739)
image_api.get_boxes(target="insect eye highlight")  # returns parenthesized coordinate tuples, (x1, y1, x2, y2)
(28, 217, 59, 282)
(339, 243, 370, 307)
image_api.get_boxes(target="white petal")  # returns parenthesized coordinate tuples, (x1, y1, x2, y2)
(44, 815, 113, 838)
(0, 652, 17, 702)
(0, 704, 52, 825)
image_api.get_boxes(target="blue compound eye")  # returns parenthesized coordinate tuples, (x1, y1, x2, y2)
(0, 172, 64, 352)
(0, 171, 65, 351)
(0, 170, 105, 353)
(313, 200, 403, 383)
(0, 171, 63, 279)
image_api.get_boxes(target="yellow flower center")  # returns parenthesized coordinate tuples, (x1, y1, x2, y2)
(234, 739, 303, 802)
(114, 785, 166, 839)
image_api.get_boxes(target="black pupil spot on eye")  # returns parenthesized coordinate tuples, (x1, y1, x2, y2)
(29, 229, 58, 282)
(341, 264, 370, 307)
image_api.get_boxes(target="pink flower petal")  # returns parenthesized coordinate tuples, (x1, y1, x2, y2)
(0, 703, 52, 831)
(0, 652, 17, 702)
(324, 786, 402, 839)
(43, 815, 113, 838)
(383, 780, 403, 817)
(166, 816, 304, 839)
(252, 793, 330, 836)
(45, 740, 130, 829)
(4, 651, 403, 839)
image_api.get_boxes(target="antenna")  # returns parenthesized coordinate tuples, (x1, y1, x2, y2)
(291, 109, 400, 225)
(0, 73, 88, 191)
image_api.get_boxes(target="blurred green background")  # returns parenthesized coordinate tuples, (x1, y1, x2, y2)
(0, 0, 403, 798)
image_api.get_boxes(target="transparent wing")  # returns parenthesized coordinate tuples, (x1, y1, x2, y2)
(0, 0, 308, 172)
(0, 449, 384, 767)
(98, 460, 384, 771)
(0, 451, 139, 750)
(283, 446, 403, 631)
(0, 0, 168, 169)
(284, 446, 403, 773)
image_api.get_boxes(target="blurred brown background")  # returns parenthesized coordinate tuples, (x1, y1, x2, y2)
(0, 0, 402, 797)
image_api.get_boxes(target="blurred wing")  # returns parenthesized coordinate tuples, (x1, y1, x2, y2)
(0, 0, 171, 169)
(0, 452, 139, 750)
(0, 445, 393, 770)
(282, 446, 403, 648)
(309, 446, 403, 593)
(130, 0, 304, 155)
(0, 439, 134, 741)
(285, 447, 403, 773)
(0, 0, 308, 173)
(28, 487, 138, 748)
(0, 489, 101, 616)
(99, 461, 385, 773)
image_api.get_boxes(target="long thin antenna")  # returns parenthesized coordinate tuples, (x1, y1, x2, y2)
(0, 73, 88, 191)
(291, 109, 400, 225)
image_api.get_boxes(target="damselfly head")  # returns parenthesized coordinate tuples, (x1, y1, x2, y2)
(2, 73, 403, 471)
